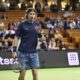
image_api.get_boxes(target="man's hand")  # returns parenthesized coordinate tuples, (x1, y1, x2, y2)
(12, 52, 18, 59)
(35, 26, 41, 32)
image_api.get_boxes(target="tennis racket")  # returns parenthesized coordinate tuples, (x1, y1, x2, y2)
(11, 58, 20, 73)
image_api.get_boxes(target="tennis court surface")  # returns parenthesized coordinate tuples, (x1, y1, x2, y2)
(0, 67, 80, 80)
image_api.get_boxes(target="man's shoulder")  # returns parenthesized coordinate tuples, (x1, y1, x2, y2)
(19, 21, 27, 27)
(20, 21, 26, 24)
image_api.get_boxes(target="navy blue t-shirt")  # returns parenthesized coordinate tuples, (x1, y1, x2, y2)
(16, 21, 39, 53)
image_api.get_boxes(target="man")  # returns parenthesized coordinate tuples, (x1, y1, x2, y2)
(12, 8, 41, 80)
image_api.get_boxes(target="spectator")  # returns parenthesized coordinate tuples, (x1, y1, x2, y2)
(9, 1, 17, 10)
(35, 1, 41, 13)
(1, 13, 8, 20)
(54, 29, 63, 47)
(44, 16, 50, 22)
(69, 20, 76, 29)
(0, 1, 8, 12)
(72, 4, 77, 11)
(65, 3, 70, 11)
(27, 1, 33, 8)
(50, 3, 58, 12)
(63, 18, 70, 29)
(21, 2, 26, 10)
(2, 28, 9, 50)
(0, 21, 5, 28)
(48, 37, 56, 50)
(46, 20, 54, 31)
(43, 3, 50, 12)
(36, 38, 41, 51)
(76, 17, 80, 28)
(40, 40, 47, 51)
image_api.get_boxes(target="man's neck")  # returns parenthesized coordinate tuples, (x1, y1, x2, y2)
(27, 19, 34, 24)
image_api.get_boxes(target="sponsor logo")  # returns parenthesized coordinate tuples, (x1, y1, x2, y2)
(0, 57, 14, 65)
(67, 52, 79, 65)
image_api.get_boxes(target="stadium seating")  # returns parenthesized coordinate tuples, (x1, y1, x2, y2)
(0, 10, 80, 49)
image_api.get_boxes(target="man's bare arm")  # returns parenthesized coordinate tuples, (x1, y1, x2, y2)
(12, 36, 20, 59)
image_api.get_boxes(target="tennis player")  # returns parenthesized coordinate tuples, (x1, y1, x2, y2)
(12, 8, 41, 80)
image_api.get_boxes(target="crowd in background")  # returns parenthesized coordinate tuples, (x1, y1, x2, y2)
(0, 1, 80, 12)
(0, 1, 80, 52)
(0, 12, 80, 52)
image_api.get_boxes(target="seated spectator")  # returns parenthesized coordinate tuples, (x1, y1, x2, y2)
(21, 2, 27, 10)
(0, 28, 3, 40)
(77, 4, 80, 11)
(7, 29, 15, 52)
(2, 28, 9, 49)
(76, 17, 80, 28)
(55, 19, 63, 29)
(8, 21, 17, 31)
(54, 29, 63, 47)
(2, 26, 15, 51)
(69, 20, 76, 29)
(27, 1, 33, 8)
(40, 40, 47, 51)
(48, 37, 56, 50)
(64, 3, 70, 11)
(43, 3, 50, 12)
(44, 16, 50, 22)
(48, 30, 54, 40)
(63, 18, 70, 29)
(0, 1, 8, 12)
(63, 12, 73, 18)
(72, 4, 77, 11)
(36, 38, 42, 51)
(1, 13, 8, 20)
(50, 3, 58, 12)
(37, 37, 47, 51)
(0, 21, 5, 28)
(35, 1, 41, 13)
(46, 20, 54, 31)
(9, 1, 17, 10)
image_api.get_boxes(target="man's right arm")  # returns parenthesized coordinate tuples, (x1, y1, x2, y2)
(12, 36, 20, 59)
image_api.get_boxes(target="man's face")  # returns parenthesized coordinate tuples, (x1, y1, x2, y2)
(27, 11, 36, 23)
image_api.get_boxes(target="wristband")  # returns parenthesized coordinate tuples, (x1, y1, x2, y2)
(13, 46, 17, 52)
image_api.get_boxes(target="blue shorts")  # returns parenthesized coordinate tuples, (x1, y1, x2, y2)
(18, 52, 40, 70)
